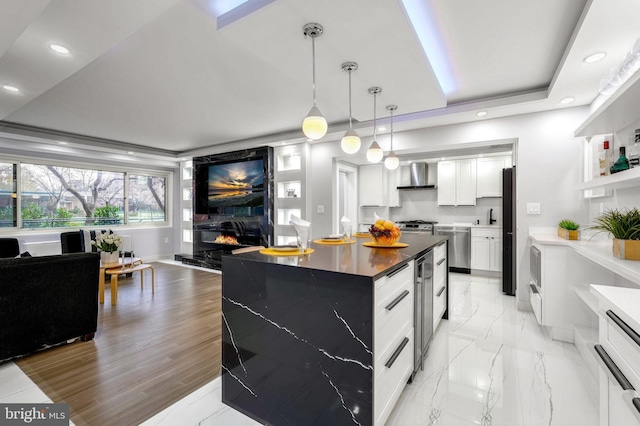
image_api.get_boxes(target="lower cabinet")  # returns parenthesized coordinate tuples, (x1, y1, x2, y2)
(433, 241, 447, 331)
(374, 261, 414, 425)
(592, 303, 640, 426)
(471, 228, 502, 272)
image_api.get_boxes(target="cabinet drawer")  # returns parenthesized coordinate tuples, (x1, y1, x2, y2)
(434, 241, 446, 264)
(375, 286, 413, 365)
(374, 326, 413, 426)
(606, 310, 640, 389)
(374, 262, 414, 316)
(471, 228, 501, 238)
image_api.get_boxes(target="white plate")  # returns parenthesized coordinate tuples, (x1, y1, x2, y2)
(271, 245, 299, 252)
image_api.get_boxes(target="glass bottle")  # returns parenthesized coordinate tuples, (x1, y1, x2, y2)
(603, 140, 613, 175)
(598, 143, 607, 176)
(610, 146, 630, 174)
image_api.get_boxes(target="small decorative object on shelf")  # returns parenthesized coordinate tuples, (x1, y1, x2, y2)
(629, 129, 640, 167)
(557, 219, 580, 240)
(590, 208, 640, 260)
(286, 188, 297, 198)
(603, 140, 613, 176)
(610, 146, 630, 174)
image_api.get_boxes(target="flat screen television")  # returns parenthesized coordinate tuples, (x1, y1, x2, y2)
(194, 158, 265, 216)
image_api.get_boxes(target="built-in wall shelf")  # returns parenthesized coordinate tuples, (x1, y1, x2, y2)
(575, 166, 640, 191)
(575, 69, 640, 137)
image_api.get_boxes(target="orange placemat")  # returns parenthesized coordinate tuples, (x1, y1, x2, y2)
(354, 232, 371, 238)
(313, 239, 356, 245)
(259, 248, 315, 256)
(362, 241, 409, 248)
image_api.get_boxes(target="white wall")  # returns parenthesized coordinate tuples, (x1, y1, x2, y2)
(309, 107, 590, 307)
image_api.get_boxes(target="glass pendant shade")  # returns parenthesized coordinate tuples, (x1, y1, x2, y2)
(341, 128, 361, 154)
(302, 106, 328, 140)
(367, 141, 383, 163)
(384, 151, 399, 170)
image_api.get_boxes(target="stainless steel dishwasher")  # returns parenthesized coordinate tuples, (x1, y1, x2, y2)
(435, 226, 471, 274)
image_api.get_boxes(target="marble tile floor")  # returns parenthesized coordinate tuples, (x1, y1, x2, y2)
(1, 273, 597, 425)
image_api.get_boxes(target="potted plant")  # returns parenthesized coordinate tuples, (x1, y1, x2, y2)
(558, 219, 580, 240)
(590, 208, 640, 260)
(92, 232, 124, 263)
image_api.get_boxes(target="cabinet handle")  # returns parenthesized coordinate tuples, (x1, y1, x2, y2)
(387, 263, 409, 278)
(437, 258, 445, 266)
(606, 310, 640, 348)
(385, 337, 409, 368)
(593, 344, 634, 391)
(634, 397, 640, 415)
(436, 286, 445, 297)
(385, 290, 410, 311)
(529, 284, 539, 294)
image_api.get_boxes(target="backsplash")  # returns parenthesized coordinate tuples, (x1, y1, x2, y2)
(390, 190, 503, 226)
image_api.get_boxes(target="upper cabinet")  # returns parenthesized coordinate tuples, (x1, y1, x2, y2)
(437, 159, 476, 206)
(476, 156, 511, 198)
(359, 164, 388, 207)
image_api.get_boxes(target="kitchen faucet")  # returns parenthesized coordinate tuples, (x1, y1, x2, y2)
(489, 208, 497, 225)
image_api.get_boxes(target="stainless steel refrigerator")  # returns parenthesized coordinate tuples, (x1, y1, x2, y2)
(502, 167, 516, 296)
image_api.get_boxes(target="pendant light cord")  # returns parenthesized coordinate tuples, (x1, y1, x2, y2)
(312, 36, 317, 107)
(373, 92, 377, 140)
(348, 70, 353, 128)
(390, 108, 394, 151)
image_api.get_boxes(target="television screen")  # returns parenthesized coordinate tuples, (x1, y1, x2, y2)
(195, 158, 265, 216)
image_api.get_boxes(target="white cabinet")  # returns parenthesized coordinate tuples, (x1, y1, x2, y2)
(374, 261, 414, 426)
(359, 164, 388, 206)
(437, 159, 476, 206)
(471, 228, 502, 272)
(476, 156, 510, 197)
(433, 241, 447, 331)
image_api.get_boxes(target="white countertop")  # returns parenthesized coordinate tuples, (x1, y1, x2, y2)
(591, 285, 640, 333)
(529, 231, 640, 287)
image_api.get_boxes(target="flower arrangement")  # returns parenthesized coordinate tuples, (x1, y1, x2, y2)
(92, 232, 123, 253)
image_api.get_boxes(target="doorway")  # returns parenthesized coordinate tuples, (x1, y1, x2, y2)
(335, 162, 358, 234)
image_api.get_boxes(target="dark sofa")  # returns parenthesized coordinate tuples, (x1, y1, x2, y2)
(0, 252, 100, 362)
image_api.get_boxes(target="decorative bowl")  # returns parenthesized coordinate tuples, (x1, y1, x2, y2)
(370, 230, 401, 246)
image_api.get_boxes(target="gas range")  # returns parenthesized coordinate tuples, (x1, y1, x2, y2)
(397, 220, 438, 233)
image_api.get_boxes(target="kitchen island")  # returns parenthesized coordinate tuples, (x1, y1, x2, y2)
(221, 233, 448, 426)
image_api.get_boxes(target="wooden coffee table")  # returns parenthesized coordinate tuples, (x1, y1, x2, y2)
(99, 257, 141, 304)
(105, 262, 154, 306)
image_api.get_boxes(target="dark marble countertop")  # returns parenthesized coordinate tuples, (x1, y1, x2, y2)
(224, 233, 448, 279)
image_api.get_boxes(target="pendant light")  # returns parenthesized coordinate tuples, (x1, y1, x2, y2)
(301, 23, 327, 141)
(384, 105, 399, 170)
(340, 62, 361, 154)
(366, 87, 383, 163)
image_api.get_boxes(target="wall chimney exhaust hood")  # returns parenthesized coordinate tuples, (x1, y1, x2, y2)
(397, 162, 436, 190)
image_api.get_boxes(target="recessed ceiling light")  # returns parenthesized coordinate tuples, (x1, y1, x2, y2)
(2, 85, 20, 93)
(560, 96, 575, 104)
(583, 52, 606, 64)
(476, 111, 487, 117)
(378, 126, 386, 132)
(49, 44, 70, 54)
(58, 141, 68, 145)
(127, 151, 135, 155)
(306, 138, 313, 142)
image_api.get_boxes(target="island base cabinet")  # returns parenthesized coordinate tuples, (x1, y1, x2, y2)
(374, 325, 413, 425)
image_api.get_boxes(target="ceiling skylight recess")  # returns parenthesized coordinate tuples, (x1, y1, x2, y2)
(211, 0, 276, 29)
(399, 0, 456, 95)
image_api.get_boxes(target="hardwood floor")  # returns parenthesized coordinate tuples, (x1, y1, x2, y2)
(15, 262, 221, 426)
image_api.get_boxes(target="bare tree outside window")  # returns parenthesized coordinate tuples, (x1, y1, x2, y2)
(20, 164, 124, 228)
(128, 175, 166, 223)
(0, 163, 16, 227)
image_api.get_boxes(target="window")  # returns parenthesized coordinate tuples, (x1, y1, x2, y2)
(0, 163, 16, 228)
(0, 160, 169, 229)
(20, 164, 125, 228)
(128, 175, 166, 223)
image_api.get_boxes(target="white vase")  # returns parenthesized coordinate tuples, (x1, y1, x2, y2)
(101, 251, 119, 264)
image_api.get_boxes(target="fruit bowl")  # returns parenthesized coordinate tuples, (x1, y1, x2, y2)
(369, 219, 402, 246)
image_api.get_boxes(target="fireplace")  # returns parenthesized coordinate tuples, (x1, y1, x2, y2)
(189, 219, 267, 269)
